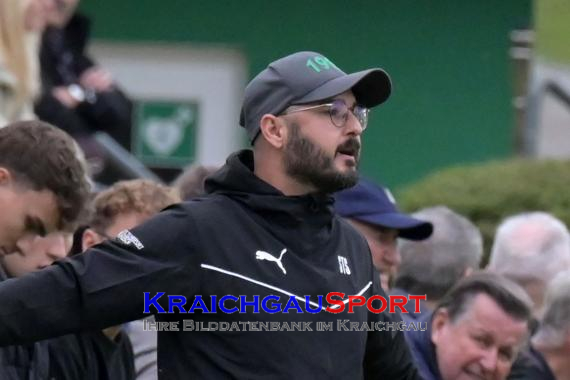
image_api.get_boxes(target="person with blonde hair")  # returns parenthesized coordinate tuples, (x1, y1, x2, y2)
(0, 0, 53, 126)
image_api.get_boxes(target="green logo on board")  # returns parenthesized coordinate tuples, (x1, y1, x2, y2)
(134, 101, 198, 168)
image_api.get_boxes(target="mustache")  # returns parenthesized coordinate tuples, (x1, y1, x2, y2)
(336, 138, 361, 155)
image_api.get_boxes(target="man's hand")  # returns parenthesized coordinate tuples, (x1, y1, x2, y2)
(52, 86, 80, 108)
(79, 67, 113, 92)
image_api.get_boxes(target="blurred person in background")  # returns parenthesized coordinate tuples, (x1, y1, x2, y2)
(1, 232, 71, 278)
(334, 178, 433, 290)
(488, 211, 570, 319)
(0, 0, 54, 126)
(35, 0, 133, 150)
(394, 206, 483, 320)
(0, 120, 90, 378)
(48, 179, 180, 380)
(508, 270, 570, 380)
(406, 272, 533, 380)
(171, 163, 219, 200)
(0, 231, 72, 379)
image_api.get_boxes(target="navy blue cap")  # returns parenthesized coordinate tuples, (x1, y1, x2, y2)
(334, 179, 433, 240)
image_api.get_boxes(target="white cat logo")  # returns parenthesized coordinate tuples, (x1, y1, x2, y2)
(116, 230, 144, 250)
(256, 249, 288, 275)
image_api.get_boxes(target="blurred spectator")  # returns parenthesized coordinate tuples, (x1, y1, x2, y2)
(35, 0, 133, 150)
(0, 120, 90, 256)
(488, 212, 570, 317)
(334, 178, 433, 290)
(406, 272, 532, 380)
(48, 179, 180, 380)
(394, 206, 483, 319)
(0, 119, 89, 378)
(0, 232, 71, 378)
(509, 270, 570, 380)
(1, 232, 71, 277)
(172, 163, 218, 200)
(0, 0, 54, 125)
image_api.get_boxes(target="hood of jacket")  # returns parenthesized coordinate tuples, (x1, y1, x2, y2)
(204, 150, 338, 253)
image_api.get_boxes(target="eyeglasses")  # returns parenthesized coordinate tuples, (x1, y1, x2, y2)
(282, 99, 369, 130)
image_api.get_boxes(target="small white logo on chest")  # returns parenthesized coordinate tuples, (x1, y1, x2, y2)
(256, 249, 288, 274)
(338, 256, 351, 275)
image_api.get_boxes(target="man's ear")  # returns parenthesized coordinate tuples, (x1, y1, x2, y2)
(81, 228, 103, 252)
(0, 167, 13, 186)
(431, 308, 450, 345)
(259, 114, 287, 149)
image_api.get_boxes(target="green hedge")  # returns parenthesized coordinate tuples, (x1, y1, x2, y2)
(398, 159, 570, 266)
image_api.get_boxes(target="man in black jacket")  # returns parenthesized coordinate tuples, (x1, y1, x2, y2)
(0, 51, 419, 379)
(35, 0, 133, 150)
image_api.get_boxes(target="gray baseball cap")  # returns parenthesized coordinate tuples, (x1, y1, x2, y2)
(239, 51, 392, 142)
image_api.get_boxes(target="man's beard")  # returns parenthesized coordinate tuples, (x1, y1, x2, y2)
(283, 122, 360, 194)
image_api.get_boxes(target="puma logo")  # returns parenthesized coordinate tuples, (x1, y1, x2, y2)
(255, 248, 288, 275)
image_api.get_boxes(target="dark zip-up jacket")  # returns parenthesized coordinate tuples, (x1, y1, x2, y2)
(0, 266, 50, 379)
(0, 150, 419, 379)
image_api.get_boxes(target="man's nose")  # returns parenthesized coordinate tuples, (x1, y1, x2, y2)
(480, 348, 499, 372)
(344, 113, 364, 136)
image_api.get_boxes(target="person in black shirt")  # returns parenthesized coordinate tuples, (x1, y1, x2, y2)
(35, 0, 132, 150)
(0, 51, 420, 379)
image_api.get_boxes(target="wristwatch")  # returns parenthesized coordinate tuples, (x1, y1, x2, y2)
(67, 84, 86, 103)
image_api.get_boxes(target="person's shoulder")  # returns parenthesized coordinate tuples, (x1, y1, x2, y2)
(508, 345, 556, 380)
(66, 13, 91, 33)
(177, 194, 238, 219)
(334, 214, 357, 233)
(334, 214, 369, 244)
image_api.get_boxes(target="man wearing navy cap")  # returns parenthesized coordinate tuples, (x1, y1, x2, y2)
(335, 178, 433, 290)
(0, 51, 421, 379)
